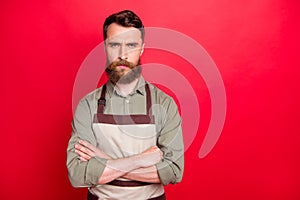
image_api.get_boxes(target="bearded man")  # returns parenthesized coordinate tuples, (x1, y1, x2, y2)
(66, 10, 184, 200)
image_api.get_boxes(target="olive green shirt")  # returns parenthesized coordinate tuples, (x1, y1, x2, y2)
(66, 77, 184, 187)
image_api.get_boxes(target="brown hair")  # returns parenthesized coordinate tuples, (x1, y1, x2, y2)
(103, 10, 145, 41)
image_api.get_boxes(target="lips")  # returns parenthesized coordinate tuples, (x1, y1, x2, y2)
(117, 65, 130, 69)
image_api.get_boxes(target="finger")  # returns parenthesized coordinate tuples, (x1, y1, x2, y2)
(75, 145, 92, 158)
(79, 140, 113, 159)
(143, 146, 156, 153)
(79, 140, 97, 152)
(75, 149, 92, 160)
(75, 144, 95, 157)
(79, 156, 88, 161)
(158, 150, 163, 155)
(150, 146, 158, 151)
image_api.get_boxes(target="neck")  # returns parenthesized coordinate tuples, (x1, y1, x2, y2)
(114, 78, 139, 97)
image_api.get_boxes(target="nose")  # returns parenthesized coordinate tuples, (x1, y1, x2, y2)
(118, 45, 128, 60)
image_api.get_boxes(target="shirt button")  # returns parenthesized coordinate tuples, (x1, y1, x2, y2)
(125, 99, 129, 103)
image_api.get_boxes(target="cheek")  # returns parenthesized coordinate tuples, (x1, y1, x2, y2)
(106, 50, 119, 63)
(128, 50, 142, 63)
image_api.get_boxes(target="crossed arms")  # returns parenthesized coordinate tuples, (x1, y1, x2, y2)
(66, 95, 184, 187)
(75, 139, 163, 184)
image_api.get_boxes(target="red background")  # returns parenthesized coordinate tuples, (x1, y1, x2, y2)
(1, 0, 300, 199)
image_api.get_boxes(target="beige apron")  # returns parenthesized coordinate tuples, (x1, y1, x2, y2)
(89, 83, 164, 200)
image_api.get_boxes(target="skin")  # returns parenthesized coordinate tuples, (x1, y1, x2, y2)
(105, 23, 144, 94)
(75, 23, 163, 184)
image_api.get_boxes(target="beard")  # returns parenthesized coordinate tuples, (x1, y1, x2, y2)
(105, 59, 142, 84)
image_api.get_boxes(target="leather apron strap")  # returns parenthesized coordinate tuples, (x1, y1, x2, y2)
(97, 84, 107, 114)
(90, 82, 164, 199)
(97, 83, 152, 115)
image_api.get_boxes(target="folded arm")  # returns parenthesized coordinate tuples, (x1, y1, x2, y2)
(75, 140, 162, 184)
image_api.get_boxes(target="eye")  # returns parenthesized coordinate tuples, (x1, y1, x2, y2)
(127, 43, 138, 48)
(108, 43, 120, 48)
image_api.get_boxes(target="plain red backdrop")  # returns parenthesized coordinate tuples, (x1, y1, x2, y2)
(1, 0, 300, 199)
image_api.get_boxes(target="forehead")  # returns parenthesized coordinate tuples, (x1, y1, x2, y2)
(106, 23, 142, 41)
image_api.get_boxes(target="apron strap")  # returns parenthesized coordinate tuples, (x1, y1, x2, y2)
(145, 83, 152, 115)
(97, 84, 107, 114)
(97, 83, 152, 115)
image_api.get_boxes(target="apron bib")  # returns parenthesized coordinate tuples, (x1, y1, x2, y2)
(89, 83, 164, 200)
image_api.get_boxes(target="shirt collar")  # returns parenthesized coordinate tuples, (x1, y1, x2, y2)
(106, 76, 146, 97)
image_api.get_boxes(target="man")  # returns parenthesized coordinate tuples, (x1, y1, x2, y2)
(67, 10, 184, 200)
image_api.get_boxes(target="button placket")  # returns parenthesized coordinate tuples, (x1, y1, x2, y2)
(124, 97, 130, 114)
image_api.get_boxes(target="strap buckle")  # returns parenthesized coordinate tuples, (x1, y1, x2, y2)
(98, 97, 106, 106)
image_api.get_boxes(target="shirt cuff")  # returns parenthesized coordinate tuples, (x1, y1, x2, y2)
(156, 160, 175, 186)
(85, 157, 107, 185)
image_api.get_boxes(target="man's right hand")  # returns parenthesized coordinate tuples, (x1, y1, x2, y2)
(75, 140, 112, 161)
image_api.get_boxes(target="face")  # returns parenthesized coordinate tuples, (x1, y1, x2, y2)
(105, 23, 144, 84)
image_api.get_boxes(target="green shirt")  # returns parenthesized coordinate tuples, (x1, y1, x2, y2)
(66, 77, 184, 187)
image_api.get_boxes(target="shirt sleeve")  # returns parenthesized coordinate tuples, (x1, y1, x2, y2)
(155, 96, 184, 185)
(66, 98, 107, 187)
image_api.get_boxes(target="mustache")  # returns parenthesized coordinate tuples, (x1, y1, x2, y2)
(108, 60, 136, 69)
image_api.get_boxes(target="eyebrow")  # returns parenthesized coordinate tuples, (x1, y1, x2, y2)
(126, 42, 139, 45)
(107, 41, 139, 44)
